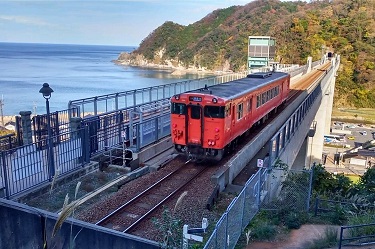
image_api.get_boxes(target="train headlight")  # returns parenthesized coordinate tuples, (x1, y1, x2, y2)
(212, 98, 217, 103)
(174, 95, 180, 100)
(208, 140, 216, 146)
(215, 128, 219, 132)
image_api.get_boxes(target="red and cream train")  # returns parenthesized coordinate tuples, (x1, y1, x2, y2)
(170, 72, 290, 161)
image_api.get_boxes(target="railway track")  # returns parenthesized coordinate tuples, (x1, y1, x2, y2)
(95, 163, 208, 233)
(288, 62, 331, 101)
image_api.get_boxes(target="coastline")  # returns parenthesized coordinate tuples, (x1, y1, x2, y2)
(114, 59, 220, 76)
(113, 51, 233, 76)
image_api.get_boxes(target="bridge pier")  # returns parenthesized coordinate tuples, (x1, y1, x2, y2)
(306, 62, 337, 168)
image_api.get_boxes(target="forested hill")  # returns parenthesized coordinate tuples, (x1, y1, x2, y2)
(119, 0, 375, 108)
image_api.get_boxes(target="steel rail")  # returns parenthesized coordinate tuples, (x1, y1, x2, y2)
(95, 163, 207, 233)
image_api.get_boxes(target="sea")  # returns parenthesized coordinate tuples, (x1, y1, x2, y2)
(0, 42, 205, 116)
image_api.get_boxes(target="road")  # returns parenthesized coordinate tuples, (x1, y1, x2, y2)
(323, 122, 375, 176)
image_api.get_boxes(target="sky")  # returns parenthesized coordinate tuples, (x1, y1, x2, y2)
(0, 0, 262, 46)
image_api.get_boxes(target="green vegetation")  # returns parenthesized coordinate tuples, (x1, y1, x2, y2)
(302, 227, 338, 249)
(125, 0, 375, 108)
(152, 191, 187, 249)
(240, 165, 375, 248)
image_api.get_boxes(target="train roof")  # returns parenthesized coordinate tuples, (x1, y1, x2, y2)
(185, 72, 289, 100)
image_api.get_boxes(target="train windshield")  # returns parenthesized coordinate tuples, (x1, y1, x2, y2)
(171, 103, 186, 115)
(204, 106, 225, 118)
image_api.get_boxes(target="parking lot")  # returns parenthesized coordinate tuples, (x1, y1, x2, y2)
(322, 122, 375, 176)
(331, 122, 375, 148)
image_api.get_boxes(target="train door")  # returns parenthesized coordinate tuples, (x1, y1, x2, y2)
(187, 105, 202, 144)
(231, 104, 236, 138)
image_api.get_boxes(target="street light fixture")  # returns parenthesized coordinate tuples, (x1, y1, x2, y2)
(39, 83, 55, 179)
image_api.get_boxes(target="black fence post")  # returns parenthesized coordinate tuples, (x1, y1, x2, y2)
(338, 226, 344, 249)
(1, 151, 10, 199)
(136, 124, 140, 152)
(15, 116, 23, 146)
(155, 117, 159, 141)
(83, 125, 90, 164)
(314, 198, 320, 216)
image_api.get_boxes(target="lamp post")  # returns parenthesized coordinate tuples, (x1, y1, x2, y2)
(39, 83, 55, 179)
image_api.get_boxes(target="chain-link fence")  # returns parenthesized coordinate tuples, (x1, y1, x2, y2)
(262, 169, 313, 211)
(203, 168, 313, 249)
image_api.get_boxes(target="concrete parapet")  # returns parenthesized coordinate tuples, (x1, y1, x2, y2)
(212, 108, 296, 191)
(0, 199, 159, 249)
(137, 136, 173, 165)
(19, 111, 33, 144)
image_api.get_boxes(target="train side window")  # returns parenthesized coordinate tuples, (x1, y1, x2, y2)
(225, 104, 231, 117)
(237, 103, 243, 120)
(204, 106, 225, 118)
(190, 105, 201, 119)
(262, 93, 266, 105)
(248, 98, 252, 112)
(256, 95, 261, 108)
(171, 103, 186, 115)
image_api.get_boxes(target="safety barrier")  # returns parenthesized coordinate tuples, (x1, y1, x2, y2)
(204, 168, 312, 249)
(0, 127, 89, 198)
(68, 73, 248, 117)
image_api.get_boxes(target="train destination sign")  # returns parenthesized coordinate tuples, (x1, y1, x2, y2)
(189, 96, 202, 102)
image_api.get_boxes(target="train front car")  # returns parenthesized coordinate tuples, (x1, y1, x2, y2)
(170, 88, 226, 161)
(171, 72, 290, 162)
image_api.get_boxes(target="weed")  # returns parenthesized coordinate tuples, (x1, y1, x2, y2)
(251, 222, 277, 240)
(152, 191, 187, 248)
(80, 182, 94, 192)
(285, 212, 302, 229)
(97, 171, 108, 183)
(303, 227, 338, 249)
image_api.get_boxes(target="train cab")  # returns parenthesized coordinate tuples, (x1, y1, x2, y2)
(171, 91, 226, 161)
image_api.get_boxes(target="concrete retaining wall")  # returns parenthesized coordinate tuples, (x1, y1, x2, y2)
(0, 199, 159, 249)
(137, 137, 173, 165)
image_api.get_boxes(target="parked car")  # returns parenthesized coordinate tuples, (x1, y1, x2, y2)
(347, 136, 355, 140)
(346, 125, 356, 129)
(359, 131, 367, 135)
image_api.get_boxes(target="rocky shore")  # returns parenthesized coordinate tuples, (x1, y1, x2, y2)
(114, 51, 230, 76)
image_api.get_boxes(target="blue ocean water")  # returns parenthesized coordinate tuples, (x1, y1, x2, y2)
(0, 42, 203, 116)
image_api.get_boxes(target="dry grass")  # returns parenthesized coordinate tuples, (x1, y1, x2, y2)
(332, 108, 375, 124)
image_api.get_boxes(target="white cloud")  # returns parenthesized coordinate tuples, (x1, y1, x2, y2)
(0, 15, 52, 26)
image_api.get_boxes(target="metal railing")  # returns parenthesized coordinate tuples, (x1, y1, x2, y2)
(0, 133, 19, 153)
(313, 198, 375, 248)
(313, 198, 375, 217)
(82, 108, 171, 157)
(339, 223, 375, 248)
(32, 107, 79, 145)
(68, 73, 248, 117)
(0, 127, 89, 198)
